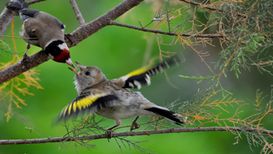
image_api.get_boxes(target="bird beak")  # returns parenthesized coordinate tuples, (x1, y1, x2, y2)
(65, 58, 73, 66)
(75, 61, 86, 71)
(67, 60, 79, 74)
(68, 61, 86, 75)
(68, 65, 78, 74)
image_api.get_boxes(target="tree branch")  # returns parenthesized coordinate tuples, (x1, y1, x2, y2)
(0, 0, 144, 83)
(0, 126, 272, 145)
(69, 0, 85, 25)
(110, 21, 224, 38)
(65, 0, 144, 47)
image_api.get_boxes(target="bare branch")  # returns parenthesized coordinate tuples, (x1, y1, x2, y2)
(0, 0, 144, 83)
(0, 126, 272, 145)
(69, 0, 85, 25)
(65, 0, 144, 47)
(110, 21, 225, 38)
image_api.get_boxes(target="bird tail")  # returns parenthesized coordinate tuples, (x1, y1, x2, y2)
(6, 0, 38, 20)
(6, 0, 28, 12)
(145, 107, 184, 125)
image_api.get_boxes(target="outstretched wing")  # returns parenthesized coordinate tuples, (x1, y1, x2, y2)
(58, 93, 118, 121)
(116, 55, 181, 89)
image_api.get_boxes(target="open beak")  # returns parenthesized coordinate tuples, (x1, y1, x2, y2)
(67, 60, 78, 74)
(68, 61, 86, 75)
(68, 65, 78, 74)
(75, 61, 86, 71)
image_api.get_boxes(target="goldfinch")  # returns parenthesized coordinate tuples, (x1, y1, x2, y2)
(58, 55, 185, 130)
(6, 1, 72, 65)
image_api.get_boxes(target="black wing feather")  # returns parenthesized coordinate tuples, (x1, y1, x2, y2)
(58, 94, 118, 121)
(123, 55, 181, 89)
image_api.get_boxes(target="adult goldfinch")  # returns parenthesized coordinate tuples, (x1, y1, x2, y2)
(6, 1, 72, 65)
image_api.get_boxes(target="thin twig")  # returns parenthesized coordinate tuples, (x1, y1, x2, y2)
(0, 0, 144, 83)
(0, 126, 272, 145)
(180, 0, 220, 12)
(110, 21, 224, 38)
(69, 0, 85, 25)
(179, 0, 247, 18)
(65, 0, 144, 46)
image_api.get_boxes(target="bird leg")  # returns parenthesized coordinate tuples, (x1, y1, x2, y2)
(106, 119, 121, 138)
(130, 116, 140, 131)
(22, 44, 31, 61)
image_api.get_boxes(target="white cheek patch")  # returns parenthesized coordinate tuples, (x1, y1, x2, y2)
(58, 43, 69, 51)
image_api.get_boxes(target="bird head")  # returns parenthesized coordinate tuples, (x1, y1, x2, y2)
(44, 40, 72, 66)
(69, 62, 107, 93)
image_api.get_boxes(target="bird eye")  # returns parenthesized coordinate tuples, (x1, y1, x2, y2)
(85, 71, 90, 76)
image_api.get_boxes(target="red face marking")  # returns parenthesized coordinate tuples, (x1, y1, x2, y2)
(53, 49, 70, 63)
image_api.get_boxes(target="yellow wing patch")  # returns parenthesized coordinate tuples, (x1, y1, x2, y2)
(58, 93, 119, 121)
(62, 93, 107, 117)
(120, 55, 181, 89)
(125, 66, 151, 78)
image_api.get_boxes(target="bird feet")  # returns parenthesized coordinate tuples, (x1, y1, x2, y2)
(20, 44, 31, 63)
(130, 116, 140, 131)
(130, 121, 140, 131)
(105, 129, 114, 139)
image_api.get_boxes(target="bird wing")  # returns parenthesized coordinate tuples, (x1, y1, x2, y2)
(114, 55, 181, 89)
(58, 92, 118, 121)
(21, 9, 65, 30)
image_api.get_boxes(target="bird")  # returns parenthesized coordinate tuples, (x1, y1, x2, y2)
(6, 0, 72, 65)
(58, 55, 185, 131)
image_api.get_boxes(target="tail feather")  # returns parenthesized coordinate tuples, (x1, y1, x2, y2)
(145, 107, 184, 125)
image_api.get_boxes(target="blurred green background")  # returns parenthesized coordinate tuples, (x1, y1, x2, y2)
(0, 0, 272, 154)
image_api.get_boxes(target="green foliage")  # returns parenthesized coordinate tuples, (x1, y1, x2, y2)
(0, 0, 272, 154)
(0, 39, 12, 54)
(216, 0, 273, 77)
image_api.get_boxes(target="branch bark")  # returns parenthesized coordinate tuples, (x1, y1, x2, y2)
(110, 21, 225, 38)
(0, 0, 144, 83)
(69, 0, 85, 25)
(65, 0, 143, 47)
(0, 126, 272, 145)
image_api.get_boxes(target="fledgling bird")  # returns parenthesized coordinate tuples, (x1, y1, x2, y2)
(6, 1, 72, 65)
(58, 55, 185, 130)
